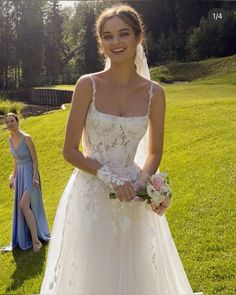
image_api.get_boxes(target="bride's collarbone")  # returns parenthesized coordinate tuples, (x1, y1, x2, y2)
(95, 95, 149, 117)
(97, 82, 149, 102)
(94, 80, 150, 116)
(96, 75, 149, 93)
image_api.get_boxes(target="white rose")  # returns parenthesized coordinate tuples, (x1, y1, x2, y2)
(147, 184, 156, 199)
(152, 191, 165, 205)
(147, 185, 165, 205)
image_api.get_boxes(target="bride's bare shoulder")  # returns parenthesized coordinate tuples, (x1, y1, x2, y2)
(150, 80, 165, 111)
(151, 80, 164, 95)
(72, 75, 94, 105)
(72, 71, 107, 104)
(89, 70, 108, 82)
(73, 71, 106, 88)
(73, 72, 104, 96)
(74, 70, 105, 84)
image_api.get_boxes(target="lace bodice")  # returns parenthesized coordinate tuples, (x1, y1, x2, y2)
(82, 75, 153, 178)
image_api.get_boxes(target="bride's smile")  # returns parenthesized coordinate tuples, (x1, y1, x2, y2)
(100, 16, 140, 64)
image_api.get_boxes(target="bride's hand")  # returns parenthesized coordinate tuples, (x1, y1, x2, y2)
(134, 168, 149, 188)
(112, 181, 137, 202)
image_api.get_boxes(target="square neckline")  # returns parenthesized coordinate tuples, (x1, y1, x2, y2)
(89, 74, 153, 120)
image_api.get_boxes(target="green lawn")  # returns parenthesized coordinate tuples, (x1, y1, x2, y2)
(162, 80, 236, 295)
(34, 85, 75, 91)
(0, 59, 235, 294)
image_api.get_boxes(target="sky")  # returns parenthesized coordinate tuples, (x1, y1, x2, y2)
(59, 1, 77, 8)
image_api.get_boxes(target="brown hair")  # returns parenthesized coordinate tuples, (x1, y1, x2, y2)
(4, 112, 19, 122)
(95, 4, 145, 46)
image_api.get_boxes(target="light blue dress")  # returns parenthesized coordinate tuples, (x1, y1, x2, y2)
(9, 136, 50, 250)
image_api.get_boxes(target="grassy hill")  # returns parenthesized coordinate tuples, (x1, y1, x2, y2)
(151, 54, 236, 85)
(0, 55, 235, 295)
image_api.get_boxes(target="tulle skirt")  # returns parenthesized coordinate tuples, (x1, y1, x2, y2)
(40, 169, 203, 295)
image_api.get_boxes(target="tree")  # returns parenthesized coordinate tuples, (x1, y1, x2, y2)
(11, 0, 24, 89)
(67, 1, 108, 80)
(186, 11, 236, 61)
(18, 0, 44, 88)
(43, 0, 64, 85)
(0, 0, 15, 89)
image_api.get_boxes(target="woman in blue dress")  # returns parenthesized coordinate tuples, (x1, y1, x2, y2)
(3, 112, 50, 252)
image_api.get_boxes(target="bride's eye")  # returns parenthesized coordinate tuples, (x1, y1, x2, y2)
(103, 35, 112, 40)
(120, 32, 129, 37)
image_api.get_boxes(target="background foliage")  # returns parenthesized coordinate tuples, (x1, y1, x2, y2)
(0, 0, 235, 89)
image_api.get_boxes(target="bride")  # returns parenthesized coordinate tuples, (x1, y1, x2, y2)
(40, 4, 203, 295)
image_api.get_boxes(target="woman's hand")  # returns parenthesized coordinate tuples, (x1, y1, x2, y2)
(150, 196, 170, 216)
(132, 168, 149, 199)
(33, 177, 39, 188)
(112, 181, 137, 202)
(8, 174, 15, 189)
(9, 179, 15, 190)
(134, 169, 149, 188)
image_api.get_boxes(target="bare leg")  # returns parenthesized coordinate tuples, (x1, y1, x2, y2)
(20, 191, 42, 252)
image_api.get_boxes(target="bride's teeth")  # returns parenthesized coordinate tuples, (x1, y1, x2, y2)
(112, 48, 125, 52)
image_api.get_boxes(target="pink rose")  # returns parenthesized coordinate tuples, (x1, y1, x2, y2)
(152, 176, 164, 190)
(155, 196, 170, 216)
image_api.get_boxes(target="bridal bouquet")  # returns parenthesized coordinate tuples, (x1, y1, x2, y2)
(109, 172, 172, 214)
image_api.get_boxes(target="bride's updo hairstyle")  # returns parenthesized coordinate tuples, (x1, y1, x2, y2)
(95, 4, 145, 53)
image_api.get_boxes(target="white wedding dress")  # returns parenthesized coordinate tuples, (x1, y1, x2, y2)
(40, 75, 203, 295)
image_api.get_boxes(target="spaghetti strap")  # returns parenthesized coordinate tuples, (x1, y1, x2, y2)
(147, 81, 154, 117)
(89, 74, 96, 102)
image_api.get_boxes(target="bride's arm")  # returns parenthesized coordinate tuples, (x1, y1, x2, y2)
(142, 83, 166, 178)
(63, 75, 101, 175)
(144, 84, 170, 215)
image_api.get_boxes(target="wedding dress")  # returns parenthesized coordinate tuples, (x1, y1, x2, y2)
(40, 74, 203, 295)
